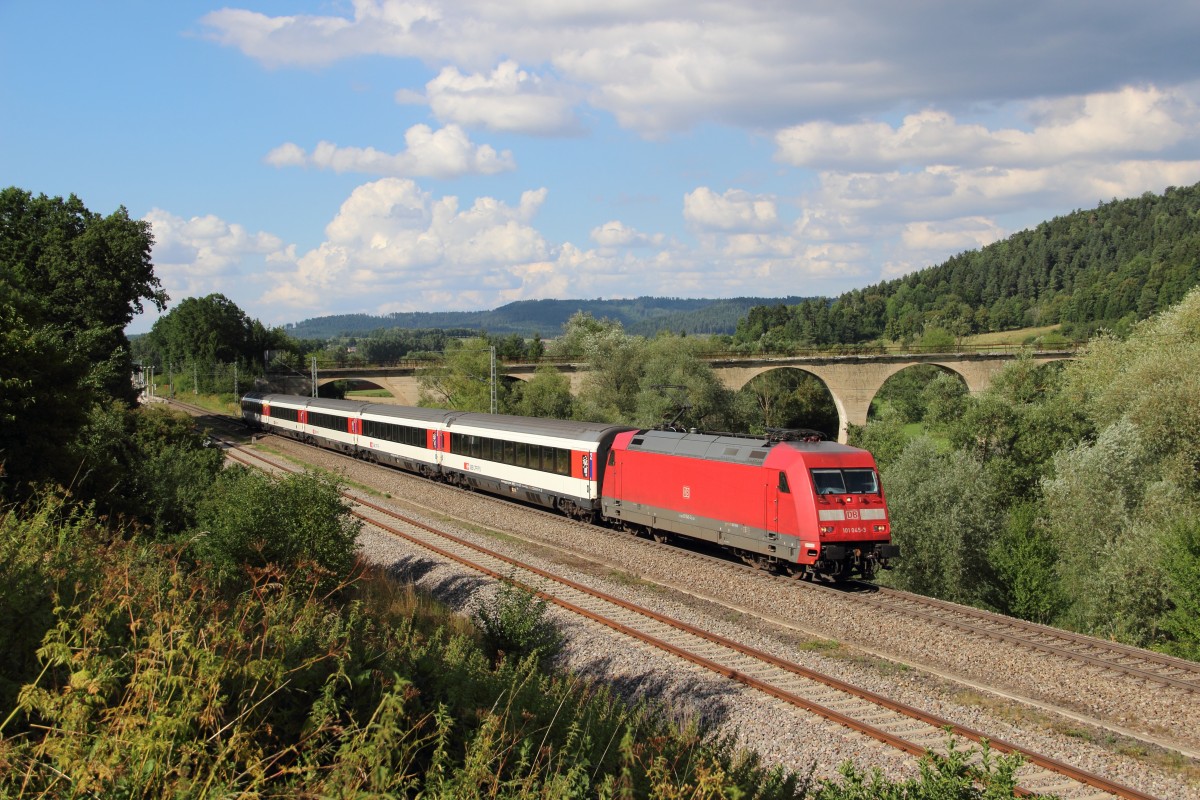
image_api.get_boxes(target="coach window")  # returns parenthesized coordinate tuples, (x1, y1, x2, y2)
(557, 448, 571, 476)
(513, 442, 526, 468)
(503, 440, 515, 465)
(778, 472, 791, 493)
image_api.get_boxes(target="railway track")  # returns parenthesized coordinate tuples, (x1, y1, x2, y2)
(220, 438, 1155, 800)
(847, 586, 1200, 695)
(166, 401, 1200, 771)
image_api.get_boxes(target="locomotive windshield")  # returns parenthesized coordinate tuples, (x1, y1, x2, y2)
(812, 468, 879, 495)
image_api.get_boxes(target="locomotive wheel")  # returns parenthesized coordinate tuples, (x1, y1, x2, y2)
(651, 530, 671, 543)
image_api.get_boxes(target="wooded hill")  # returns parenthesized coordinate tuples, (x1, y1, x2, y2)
(737, 182, 1200, 347)
(285, 296, 810, 340)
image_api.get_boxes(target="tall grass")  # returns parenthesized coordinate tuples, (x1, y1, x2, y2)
(0, 494, 1046, 799)
(0, 503, 808, 798)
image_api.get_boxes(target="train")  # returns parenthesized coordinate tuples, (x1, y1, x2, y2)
(240, 393, 899, 580)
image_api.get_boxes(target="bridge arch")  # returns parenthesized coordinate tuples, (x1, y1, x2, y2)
(710, 353, 1071, 442)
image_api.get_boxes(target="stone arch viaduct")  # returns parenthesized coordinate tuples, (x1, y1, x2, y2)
(265, 350, 1073, 443)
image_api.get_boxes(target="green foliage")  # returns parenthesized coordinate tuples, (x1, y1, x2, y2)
(1160, 517, 1200, 659)
(1039, 420, 1171, 643)
(918, 326, 957, 350)
(140, 293, 294, 393)
(988, 501, 1063, 624)
(736, 368, 840, 438)
(189, 468, 361, 592)
(1, 498, 815, 798)
(50, 402, 225, 533)
(0, 187, 166, 404)
(922, 371, 969, 428)
(0, 493, 105, 716)
(815, 736, 1044, 799)
(0, 299, 92, 496)
(948, 359, 1088, 499)
(512, 364, 575, 418)
(1063, 291, 1200, 491)
(879, 438, 1003, 607)
(417, 335, 512, 412)
(564, 315, 647, 423)
(635, 334, 740, 431)
(847, 415, 910, 471)
(1, 187, 166, 500)
(471, 579, 564, 669)
(874, 365, 954, 425)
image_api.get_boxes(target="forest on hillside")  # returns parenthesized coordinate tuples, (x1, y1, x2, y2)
(285, 296, 810, 339)
(735, 182, 1200, 348)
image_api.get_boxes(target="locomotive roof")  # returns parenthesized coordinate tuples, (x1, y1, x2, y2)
(624, 428, 862, 466)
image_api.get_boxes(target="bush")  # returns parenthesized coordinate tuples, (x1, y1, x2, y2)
(188, 467, 361, 592)
(471, 578, 564, 669)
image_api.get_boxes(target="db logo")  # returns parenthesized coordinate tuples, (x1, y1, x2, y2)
(845, 509, 860, 520)
(682, 485, 691, 499)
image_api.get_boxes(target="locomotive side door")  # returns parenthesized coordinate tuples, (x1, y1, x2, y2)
(766, 471, 781, 537)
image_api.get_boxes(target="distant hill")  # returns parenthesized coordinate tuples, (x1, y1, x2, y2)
(734, 181, 1200, 346)
(285, 296, 812, 340)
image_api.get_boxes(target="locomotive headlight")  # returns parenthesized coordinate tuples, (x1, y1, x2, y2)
(819, 525, 834, 534)
(873, 525, 887, 532)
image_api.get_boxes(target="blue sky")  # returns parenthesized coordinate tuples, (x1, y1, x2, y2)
(4, 2, 1200, 334)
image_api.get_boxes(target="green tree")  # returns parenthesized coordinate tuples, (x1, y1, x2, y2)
(145, 293, 289, 377)
(417, 336, 508, 412)
(988, 501, 1063, 624)
(0, 187, 166, 403)
(880, 438, 1003, 607)
(921, 371, 969, 429)
(633, 334, 736, 431)
(1, 188, 166, 500)
(737, 368, 839, 438)
(569, 318, 645, 423)
(1039, 420, 1169, 642)
(512, 365, 574, 419)
(1160, 517, 1200, 659)
(846, 414, 909, 471)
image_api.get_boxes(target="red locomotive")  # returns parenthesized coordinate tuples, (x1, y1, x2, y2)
(601, 427, 896, 579)
(241, 393, 897, 580)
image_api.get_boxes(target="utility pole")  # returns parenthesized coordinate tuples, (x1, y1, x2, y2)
(312, 356, 318, 397)
(233, 363, 238, 400)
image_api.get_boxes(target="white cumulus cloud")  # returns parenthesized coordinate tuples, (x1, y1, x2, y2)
(683, 188, 779, 233)
(425, 61, 582, 135)
(265, 124, 514, 178)
(776, 86, 1200, 171)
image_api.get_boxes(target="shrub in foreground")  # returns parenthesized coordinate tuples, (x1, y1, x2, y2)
(187, 466, 361, 592)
